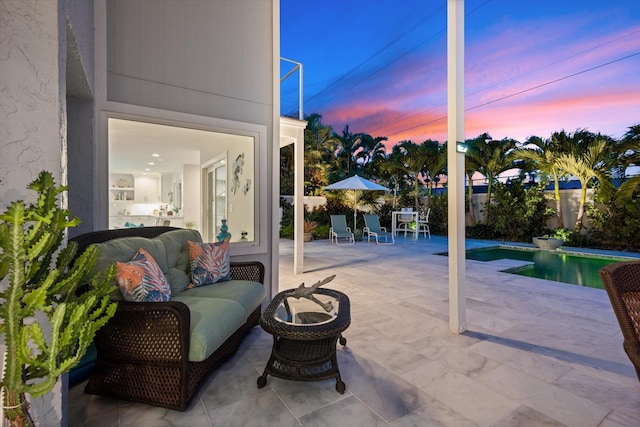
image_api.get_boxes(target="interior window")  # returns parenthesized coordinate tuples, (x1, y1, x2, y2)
(108, 118, 255, 243)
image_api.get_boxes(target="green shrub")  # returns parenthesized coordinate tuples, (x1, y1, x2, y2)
(313, 224, 331, 239)
(587, 186, 640, 250)
(466, 223, 494, 239)
(427, 193, 448, 235)
(280, 223, 294, 239)
(486, 179, 554, 241)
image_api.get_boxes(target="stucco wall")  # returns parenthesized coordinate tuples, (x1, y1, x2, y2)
(105, 0, 272, 124)
(0, 0, 65, 201)
(0, 0, 66, 425)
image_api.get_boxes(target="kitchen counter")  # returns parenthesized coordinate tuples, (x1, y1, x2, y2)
(109, 215, 184, 229)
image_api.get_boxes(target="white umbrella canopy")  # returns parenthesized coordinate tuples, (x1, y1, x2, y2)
(325, 175, 390, 230)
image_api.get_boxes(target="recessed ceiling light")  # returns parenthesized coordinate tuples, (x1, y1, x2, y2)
(152, 153, 160, 157)
(145, 168, 151, 171)
(148, 162, 155, 165)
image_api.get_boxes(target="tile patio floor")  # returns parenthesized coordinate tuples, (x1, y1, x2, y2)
(68, 236, 640, 426)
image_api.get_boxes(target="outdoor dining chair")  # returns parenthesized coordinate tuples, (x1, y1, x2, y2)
(363, 214, 394, 245)
(396, 208, 415, 237)
(599, 260, 640, 382)
(329, 215, 355, 245)
(417, 208, 431, 239)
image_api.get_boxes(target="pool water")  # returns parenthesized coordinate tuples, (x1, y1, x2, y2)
(464, 246, 632, 289)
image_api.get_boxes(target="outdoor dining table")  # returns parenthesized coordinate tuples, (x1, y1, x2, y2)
(391, 210, 419, 239)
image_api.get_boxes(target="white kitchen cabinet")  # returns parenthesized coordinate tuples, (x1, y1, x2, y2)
(134, 175, 160, 202)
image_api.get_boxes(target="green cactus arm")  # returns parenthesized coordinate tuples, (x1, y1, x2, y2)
(24, 232, 55, 264)
(54, 241, 78, 275)
(50, 247, 98, 296)
(2, 202, 30, 397)
(0, 222, 9, 278)
(22, 269, 58, 312)
(24, 220, 46, 252)
(17, 323, 43, 363)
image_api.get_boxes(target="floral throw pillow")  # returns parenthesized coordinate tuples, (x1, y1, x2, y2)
(116, 248, 171, 302)
(188, 238, 231, 288)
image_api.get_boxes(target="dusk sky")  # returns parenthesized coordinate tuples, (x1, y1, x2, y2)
(280, 0, 640, 149)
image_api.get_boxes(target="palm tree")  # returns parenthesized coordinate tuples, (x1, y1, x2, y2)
(355, 133, 388, 178)
(303, 113, 337, 194)
(617, 124, 640, 207)
(515, 134, 570, 228)
(471, 134, 520, 222)
(555, 135, 614, 232)
(395, 140, 430, 210)
(463, 133, 491, 225)
(377, 150, 405, 208)
(421, 139, 447, 203)
(334, 125, 361, 179)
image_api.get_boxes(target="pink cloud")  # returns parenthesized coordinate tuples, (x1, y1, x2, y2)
(309, 12, 639, 148)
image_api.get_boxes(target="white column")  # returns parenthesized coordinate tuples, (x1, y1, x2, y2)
(447, 0, 467, 333)
(293, 127, 305, 274)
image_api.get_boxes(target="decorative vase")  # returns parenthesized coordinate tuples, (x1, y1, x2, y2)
(217, 219, 232, 241)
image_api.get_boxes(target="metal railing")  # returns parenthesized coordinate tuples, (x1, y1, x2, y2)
(281, 57, 303, 120)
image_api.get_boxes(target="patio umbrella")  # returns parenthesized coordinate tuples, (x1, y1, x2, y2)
(324, 175, 390, 230)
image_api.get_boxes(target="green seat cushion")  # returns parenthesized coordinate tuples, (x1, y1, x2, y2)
(171, 296, 247, 362)
(180, 280, 266, 318)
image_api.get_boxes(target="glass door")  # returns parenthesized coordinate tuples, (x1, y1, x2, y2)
(206, 157, 227, 241)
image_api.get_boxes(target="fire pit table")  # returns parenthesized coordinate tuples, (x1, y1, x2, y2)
(257, 287, 350, 393)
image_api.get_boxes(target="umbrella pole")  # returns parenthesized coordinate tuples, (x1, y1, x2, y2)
(353, 207, 357, 232)
(353, 190, 360, 231)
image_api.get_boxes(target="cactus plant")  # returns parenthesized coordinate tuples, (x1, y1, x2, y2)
(0, 171, 117, 427)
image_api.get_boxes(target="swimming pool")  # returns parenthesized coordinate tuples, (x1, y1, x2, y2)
(461, 246, 635, 289)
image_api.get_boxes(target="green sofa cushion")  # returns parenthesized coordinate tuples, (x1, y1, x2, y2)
(154, 229, 202, 294)
(91, 229, 203, 299)
(179, 280, 266, 318)
(171, 296, 247, 362)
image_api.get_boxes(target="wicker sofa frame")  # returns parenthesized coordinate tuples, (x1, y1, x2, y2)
(70, 227, 265, 411)
(599, 260, 640, 382)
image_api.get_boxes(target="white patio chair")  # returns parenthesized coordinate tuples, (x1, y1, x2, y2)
(329, 215, 355, 245)
(363, 214, 394, 245)
(417, 208, 431, 239)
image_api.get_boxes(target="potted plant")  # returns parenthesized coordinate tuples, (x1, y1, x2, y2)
(0, 172, 117, 427)
(303, 220, 318, 242)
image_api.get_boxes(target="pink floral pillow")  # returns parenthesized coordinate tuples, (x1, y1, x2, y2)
(116, 248, 171, 302)
(188, 238, 231, 287)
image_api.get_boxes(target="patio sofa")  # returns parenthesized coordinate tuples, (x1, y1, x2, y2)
(70, 226, 266, 411)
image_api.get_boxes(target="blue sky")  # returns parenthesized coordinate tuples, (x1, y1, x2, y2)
(280, 0, 640, 147)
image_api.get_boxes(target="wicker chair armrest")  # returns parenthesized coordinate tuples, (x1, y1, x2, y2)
(230, 261, 265, 284)
(95, 300, 191, 364)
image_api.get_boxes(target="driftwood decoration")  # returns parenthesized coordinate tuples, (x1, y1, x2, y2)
(292, 275, 336, 312)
